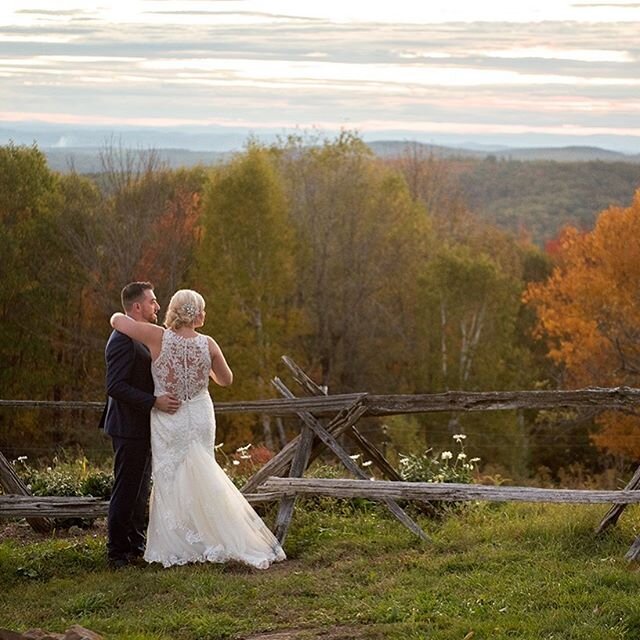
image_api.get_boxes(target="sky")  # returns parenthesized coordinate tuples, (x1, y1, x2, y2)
(1, 0, 640, 151)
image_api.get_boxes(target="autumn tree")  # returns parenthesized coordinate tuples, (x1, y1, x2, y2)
(276, 131, 428, 393)
(49, 173, 103, 395)
(0, 144, 96, 452)
(389, 144, 538, 386)
(194, 144, 298, 448)
(134, 167, 206, 296)
(388, 143, 551, 471)
(420, 245, 523, 391)
(0, 143, 61, 398)
(59, 146, 208, 319)
(524, 189, 640, 457)
(389, 143, 468, 227)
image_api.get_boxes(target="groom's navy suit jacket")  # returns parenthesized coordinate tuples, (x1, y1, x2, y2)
(100, 330, 155, 439)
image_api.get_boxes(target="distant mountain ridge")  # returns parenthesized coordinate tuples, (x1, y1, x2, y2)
(366, 140, 640, 163)
(39, 141, 640, 173)
(42, 147, 231, 173)
(0, 126, 248, 152)
(1, 124, 639, 166)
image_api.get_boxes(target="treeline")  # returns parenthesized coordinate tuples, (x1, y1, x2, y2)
(45, 144, 640, 248)
(0, 133, 618, 477)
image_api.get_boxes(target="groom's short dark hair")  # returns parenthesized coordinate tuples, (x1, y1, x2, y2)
(121, 281, 154, 311)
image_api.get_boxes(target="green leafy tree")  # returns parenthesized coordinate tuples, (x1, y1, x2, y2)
(277, 131, 428, 393)
(0, 143, 61, 397)
(195, 144, 299, 448)
(0, 143, 85, 451)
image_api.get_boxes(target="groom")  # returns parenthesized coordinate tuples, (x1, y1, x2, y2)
(100, 281, 180, 568)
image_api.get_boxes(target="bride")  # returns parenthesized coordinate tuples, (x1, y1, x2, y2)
(110, 289, 285, 569)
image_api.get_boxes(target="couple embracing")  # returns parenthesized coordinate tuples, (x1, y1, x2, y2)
(101, 281, 285, 569)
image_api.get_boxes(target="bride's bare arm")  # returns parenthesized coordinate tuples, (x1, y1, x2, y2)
(110, 313, 164, 359)
(207, 336, 233, 386)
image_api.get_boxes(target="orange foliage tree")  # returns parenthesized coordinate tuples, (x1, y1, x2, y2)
(524, 189, 640, 457)
(134, 185, 202, 295)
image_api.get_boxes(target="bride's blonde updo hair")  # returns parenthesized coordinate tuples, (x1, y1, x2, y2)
(164, 289, 206, 330)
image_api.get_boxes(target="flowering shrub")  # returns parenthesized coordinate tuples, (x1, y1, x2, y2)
(12, 455, 112, 499)
(398, 434, 480, 484)
(11, 454, 113, 529)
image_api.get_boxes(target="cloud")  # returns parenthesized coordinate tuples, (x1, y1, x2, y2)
(17, 9, 84, 15)
(0, 2, 639, 150)
(573, 2, 640, 7)
(144, 9, 323, 22)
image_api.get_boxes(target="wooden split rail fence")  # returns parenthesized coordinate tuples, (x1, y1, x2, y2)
(3, 358, 640, 558)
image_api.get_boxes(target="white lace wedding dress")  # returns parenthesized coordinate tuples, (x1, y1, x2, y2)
(144, 329, 286, 569)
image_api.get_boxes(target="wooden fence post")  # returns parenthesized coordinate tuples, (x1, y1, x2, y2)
(0, 450, 52, 533)
(596, 465, 640, 534)
(281, 356, 403, 481)
(272, 377, 429, 541)
(240, 394, 368, 494)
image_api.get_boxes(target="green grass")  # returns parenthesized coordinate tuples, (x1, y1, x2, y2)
(2, 501, 640, 639)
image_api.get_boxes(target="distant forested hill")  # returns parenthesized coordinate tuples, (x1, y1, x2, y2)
(42, 142, 640, 245)
(454, 158, 640, 244)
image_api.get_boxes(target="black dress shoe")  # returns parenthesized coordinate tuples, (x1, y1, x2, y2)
(108, 556, 129, 569)
(126, 552, 147, 567)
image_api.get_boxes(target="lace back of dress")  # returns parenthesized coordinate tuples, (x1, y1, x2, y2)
(152, 331, 211, 400)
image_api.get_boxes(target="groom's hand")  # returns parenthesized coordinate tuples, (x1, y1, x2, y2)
(154, 394, 181, 414)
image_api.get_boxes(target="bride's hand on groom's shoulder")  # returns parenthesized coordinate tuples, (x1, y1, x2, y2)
(110, 312, 125, 327)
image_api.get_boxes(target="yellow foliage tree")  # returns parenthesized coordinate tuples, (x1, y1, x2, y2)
(524, 189, 640, 456)
(194, 144, 300, 449)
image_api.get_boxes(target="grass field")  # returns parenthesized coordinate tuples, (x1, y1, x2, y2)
(2, 500, 640, 639)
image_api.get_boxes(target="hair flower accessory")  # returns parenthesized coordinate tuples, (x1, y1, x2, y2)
(183, 302, 197, 318)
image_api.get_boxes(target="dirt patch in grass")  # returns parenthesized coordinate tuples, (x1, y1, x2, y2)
(241, 625, 371, 640)
(0, 519, 107, 544)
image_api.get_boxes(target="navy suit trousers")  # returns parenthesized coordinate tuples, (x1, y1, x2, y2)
(107, 436, 152, 561)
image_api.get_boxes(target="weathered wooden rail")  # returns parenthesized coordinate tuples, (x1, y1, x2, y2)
(257, 477, 640, 505)
(6, 477, 640, 521)
(3, 386, 640, 417)
(0, 491, 281, 518)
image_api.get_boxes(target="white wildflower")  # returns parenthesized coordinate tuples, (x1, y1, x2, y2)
(239, 454, 252, 460)
(362, 460, 373, 467)
(17, 455, 27, 462)
(236, 443, 252, 453)
(453, 434, 467, 443)
(441, 451, 453, 460)
(214, 442, 225, 450)
(470, 457, 481, 463)
(232, 460, 240, 466)
(349, 454, 361, 460)
(457, 452, 467, 460)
